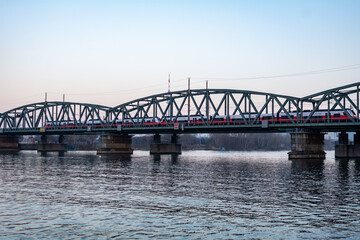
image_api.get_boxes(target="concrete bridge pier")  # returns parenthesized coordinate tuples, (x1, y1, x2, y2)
(335, 131, 360, 158)
(97, 135, 133, 155)
(0, 136, 19, 153)
(37, 135, 67, 156)
(150, 134, 182, 154)
(288, 131, 326, 160)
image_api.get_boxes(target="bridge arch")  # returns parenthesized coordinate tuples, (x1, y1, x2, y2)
(0, 101, 111, 130)
(106, 89, 302, 127)
(1, 82, 359, 133)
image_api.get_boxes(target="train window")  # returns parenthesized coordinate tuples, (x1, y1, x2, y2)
(262, 116, 272, 120)
(333, 114, 340, 118)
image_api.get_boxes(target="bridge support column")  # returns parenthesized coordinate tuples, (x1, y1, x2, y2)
(154, 134, 161, 144)
(150, 134, 181, 155)
(0, 136, 19, 153)
(37, 135, 67, 155)
(97, 135, 133, 155)
(288, 131, 326, 160)
(335, 131, 360, 158)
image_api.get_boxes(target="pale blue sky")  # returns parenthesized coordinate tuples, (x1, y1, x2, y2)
(1, 0, 359, 111)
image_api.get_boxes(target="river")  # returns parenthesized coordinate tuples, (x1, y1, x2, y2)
(0, 150, 359, 239)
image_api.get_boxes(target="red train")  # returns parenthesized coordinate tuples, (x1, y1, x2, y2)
(44, 109, 356, 129)
(211, 109, 356, 125)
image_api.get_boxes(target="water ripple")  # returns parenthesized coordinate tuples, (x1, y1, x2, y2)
(0, 151, 360, 239)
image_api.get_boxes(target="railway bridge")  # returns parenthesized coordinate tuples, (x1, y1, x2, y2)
(1, 82, 360, 159)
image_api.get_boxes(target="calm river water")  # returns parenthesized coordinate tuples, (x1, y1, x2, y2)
(0, 150, 359, 239)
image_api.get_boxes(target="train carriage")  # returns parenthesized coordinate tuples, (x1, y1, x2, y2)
(43, 109, 357, 129)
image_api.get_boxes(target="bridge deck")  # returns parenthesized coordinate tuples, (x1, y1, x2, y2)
(1, 122, 359, 135)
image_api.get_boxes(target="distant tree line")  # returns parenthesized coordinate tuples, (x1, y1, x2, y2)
(191, 133, 291, 151)
(134, 133, 289, 151)
(133, 133, 335, 151)
(21, 133, 335, 151)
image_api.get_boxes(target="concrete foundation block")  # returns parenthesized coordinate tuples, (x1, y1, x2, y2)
(150, 143, 181, 154)
(288, 151, 326, 160)
(37, 144, 67, 152)
(335, 144, 360, 158)
(97, 135, 133, 155)
(0, 136, 19, 153)
(288, 132, 326, 160)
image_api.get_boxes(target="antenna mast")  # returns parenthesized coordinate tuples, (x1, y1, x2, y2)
(168, 73, 170, 93)
(167, 74, 171, 116)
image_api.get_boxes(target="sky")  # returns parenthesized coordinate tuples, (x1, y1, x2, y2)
(1, 0, 360, 112)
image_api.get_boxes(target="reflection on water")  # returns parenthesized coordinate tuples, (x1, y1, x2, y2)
(0, 150, 360, 239)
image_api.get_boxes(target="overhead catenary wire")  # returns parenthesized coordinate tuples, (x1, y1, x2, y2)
(66, 78, 187, 96)
(191, 64, 360, 81)
(46, 63, 360, 97)
(6, 63, 360, 104)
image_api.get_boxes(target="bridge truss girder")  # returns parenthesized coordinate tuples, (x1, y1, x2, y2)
(300, 82, 360, 124)
(0, 82, 359, 134)
(0, 102, 110, 130)
(107, 89, 302, 127)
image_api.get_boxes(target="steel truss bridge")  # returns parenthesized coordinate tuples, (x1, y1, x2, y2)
(1, 82, 360, 136)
